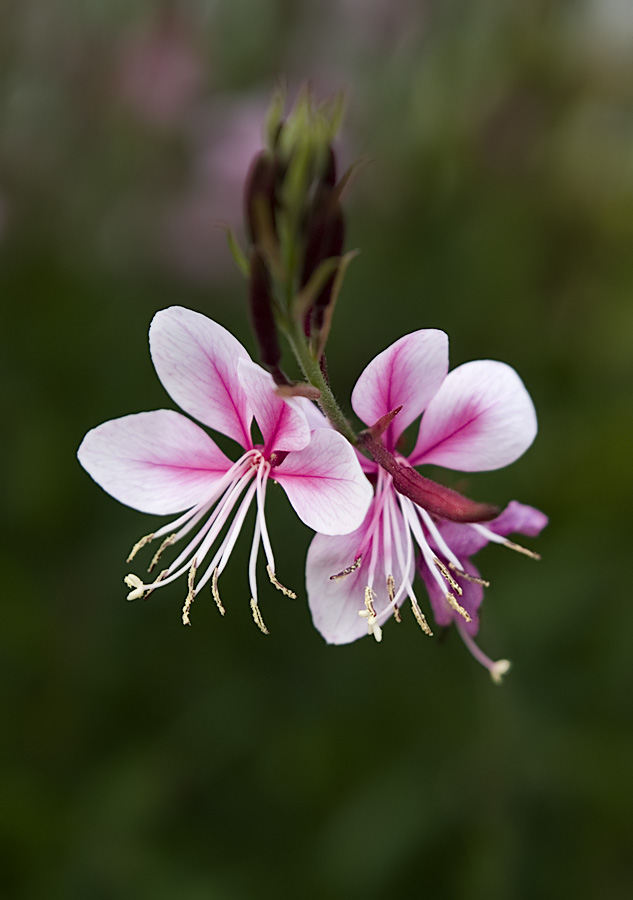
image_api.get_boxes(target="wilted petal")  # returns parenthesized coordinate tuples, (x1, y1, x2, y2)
(237, 359, 310, 454)
(77, 409, 232, 514)
(351, 329, 448, 450)
(411, 360, 537, 471)
(150, 306, 253, 447)
(273, 429, 372, 535)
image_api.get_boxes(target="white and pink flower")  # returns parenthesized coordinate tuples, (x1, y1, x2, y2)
(78, 306, 372, 629)
(305, 329, 546, 678)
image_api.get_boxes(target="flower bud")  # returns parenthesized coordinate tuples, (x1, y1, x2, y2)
(248, 248, 281, 371)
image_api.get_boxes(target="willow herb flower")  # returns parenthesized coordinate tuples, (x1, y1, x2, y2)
(78, 306, 372, 630)
(305, 328, 544, 678)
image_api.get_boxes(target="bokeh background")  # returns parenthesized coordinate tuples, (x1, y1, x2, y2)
(3, 1, 633, 898)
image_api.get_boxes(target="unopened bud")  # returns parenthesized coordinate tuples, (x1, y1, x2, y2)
(248, 249, 281, 370)
(244, 151, 278, 245)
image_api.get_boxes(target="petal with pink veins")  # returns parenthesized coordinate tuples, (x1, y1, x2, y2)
(351, 329, 448, 451)
(410, 360, 537, 471)
(150, 306, 253, 447)
(237, 359, 310, 454)
(306, 500, 414, 644)
(77, 409, 232, 514)
(272, 429, 373, 535)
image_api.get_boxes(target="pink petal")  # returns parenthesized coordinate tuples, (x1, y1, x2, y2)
(306, 500, 414, 644)
(421, 559, 483, 636)
(272, 429, 373, 535)
(410, 360, 537, 471)
(237, 359, 310, 454)
(488, 500, 548, 538)
(149, 306, 253, 447)
(297, 397, 330, 430)
(77, 409, 232, 514)
(351, 329, 448, 451)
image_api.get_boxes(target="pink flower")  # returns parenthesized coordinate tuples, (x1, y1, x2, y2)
(78, 307, 372, 629)
(305, 329, 543, 678)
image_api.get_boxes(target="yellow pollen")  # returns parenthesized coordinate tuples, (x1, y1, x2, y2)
(387, 575, 401, 623)
(434, 558, 463, 595)
(503, 540, 541, 560)
(448, 562, 490, 588)
(148, 533, 177, 573)
(445, 592, 471, 623)
(181, 561, 197, 626)
(211, 568, 225, 616)
(266, 565, 297, 599)
(144, 568, 169, 598)
(124, 573, 145, 601)
(250, 598, 270, 634)
(126, 533, 154, 563)
(358, 587, 382, 642)
(410, 598, 433, 636)
(330, 555, 363, 581)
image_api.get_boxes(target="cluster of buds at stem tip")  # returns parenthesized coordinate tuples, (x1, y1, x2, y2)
(242, 88, 354, 375)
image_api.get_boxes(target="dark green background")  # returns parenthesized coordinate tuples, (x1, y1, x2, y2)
(3, 2, 632, 898)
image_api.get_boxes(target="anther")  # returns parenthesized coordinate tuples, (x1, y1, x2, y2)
(330, 555, 362, 581)
(387, 575, 401, 623)
(148, 533, 177, 573)
(126, 533, 154, 563)
(124, 573, 145, 601)
(250, 598, 270, 634)
(144, 568, 169, 598)
(434, 558, 463, 595)
(181, 561, 197, 626)
(503, 540, 541, 560)
(490, 659, 511, 685)
(410, 598, 433, 636)
(445, 592, 472, 623)
(448, 562, 490, 588)
(358, 587, 383, 642)
(266, 565, 297, 599)
(211, 568, 225, 616)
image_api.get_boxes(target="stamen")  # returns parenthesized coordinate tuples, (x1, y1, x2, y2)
(387, 575, 401, 623)
(124, 573, 145, 601)
(181, 561, 197, 626)
(358, 587, 383, 642)
(330, 555, 362, 581)
(266, 565, 297, 599)
(250, 598, 270, 634)
(144, 568, 169, 598)
(434, 558, 463, 595)
(448, 562, 490, 588)
(445, 592, 472, 623)
(211, 568, 225, 616)
(503, 540, 541, 560)
(410, 597, 433, 636)
(126, 533, 154, 563)
(148, 533, 176, 573)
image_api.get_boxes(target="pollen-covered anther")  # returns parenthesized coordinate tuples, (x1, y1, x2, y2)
(148, 533, 177, 573)
(387, 575, 401, 623)
(126, 533, 154, 563)
(250, 598, 270, 634)
(503, 540, 541, 560)
(211, 568, 225, 616)
(144, 568, 169, 598)
(448, 562, 490, 588)
(490, 659, 511, 685)
(410, 597, 433, 636)
(358, 587, 383, 642)
(434, 558, 463, 595)
(266, 564, 297, 599)
(445, 592, 472, 623)
(181, 561, 197, 626)
(124, 573, 145, 601)
(330, 555, 362, 581)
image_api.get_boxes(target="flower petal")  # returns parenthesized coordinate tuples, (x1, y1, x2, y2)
(77, 409, 232, 514)
(237, 359, 310, 454)
(488, 500, 548, 538)
(351, 329, 448, 450)
(410, 360, 537, 471)
(150, 306, 253, 447)
(273, 429, 373, 535)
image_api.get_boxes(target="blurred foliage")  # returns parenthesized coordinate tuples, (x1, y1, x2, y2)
(2, 1, 633, 898)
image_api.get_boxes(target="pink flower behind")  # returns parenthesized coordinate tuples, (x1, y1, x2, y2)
(78, 306, 372, 629)
(306, 329, 544, 678)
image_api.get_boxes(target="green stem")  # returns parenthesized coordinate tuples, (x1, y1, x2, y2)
(287, 322, 358, 445)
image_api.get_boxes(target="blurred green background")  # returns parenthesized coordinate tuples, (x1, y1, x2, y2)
(3, 1, 633, 898)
